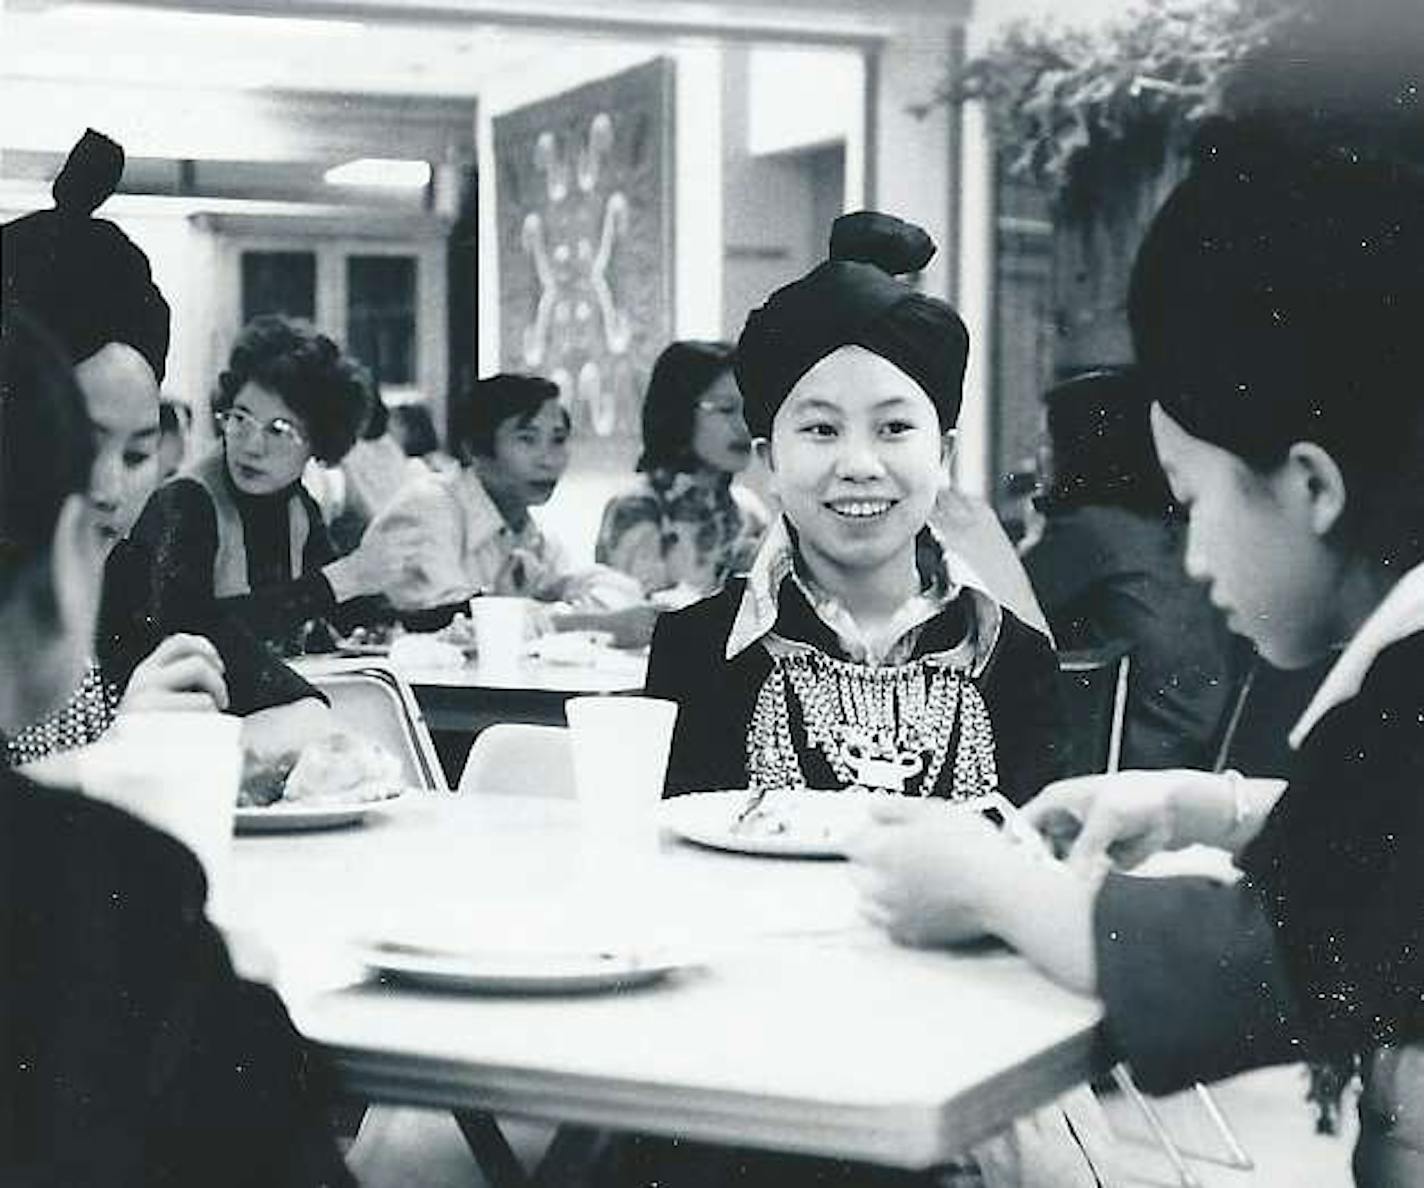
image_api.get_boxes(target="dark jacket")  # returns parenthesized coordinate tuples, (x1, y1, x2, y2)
(0, 766, 352, 1188)
(646, 578, 1066, 806)
(99, 537, 321, 714)
(1095, 631, 1424, 1095)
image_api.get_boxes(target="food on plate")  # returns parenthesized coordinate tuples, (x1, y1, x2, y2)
(731, 786, 884, 844)
(283, 732, 402, 805)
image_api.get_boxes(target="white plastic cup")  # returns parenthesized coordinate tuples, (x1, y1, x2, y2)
(564, 695, 678, 851)
(470, 596, 529, 674)
(77, 711, 243, 920)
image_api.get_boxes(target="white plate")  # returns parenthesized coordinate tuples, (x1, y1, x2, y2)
(662, 788, 886, 858)
(235, 789, 410, 834)
(358, 939, 694, 994)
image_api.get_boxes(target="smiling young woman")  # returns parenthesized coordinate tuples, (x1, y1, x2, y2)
(647, 211, 1065, 808)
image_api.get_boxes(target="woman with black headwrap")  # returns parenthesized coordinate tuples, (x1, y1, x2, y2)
(625, 212, 1106, 1188)
(647, 212, 1065, 806)
(851, 123, 1424, 1185)
(0, 131, 342, 791)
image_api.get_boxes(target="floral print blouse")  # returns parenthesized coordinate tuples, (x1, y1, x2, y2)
(596, 469, 769, 600)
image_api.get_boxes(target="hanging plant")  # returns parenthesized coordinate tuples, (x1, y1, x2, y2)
(927, 0, 1300, 206)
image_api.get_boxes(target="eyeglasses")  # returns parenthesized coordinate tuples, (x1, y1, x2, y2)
(216, 406, 308, 450)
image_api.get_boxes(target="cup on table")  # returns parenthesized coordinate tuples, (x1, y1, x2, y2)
(77, 710, 243, 920)
(564, 695, 677, 852)
(470, 595, 530, 674)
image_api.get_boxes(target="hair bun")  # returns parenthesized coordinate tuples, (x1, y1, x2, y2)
(51, 129, 124, 216)
(829, 211, 935, 276)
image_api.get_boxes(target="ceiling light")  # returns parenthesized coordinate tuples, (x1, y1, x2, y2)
(323, 158, 432, 189)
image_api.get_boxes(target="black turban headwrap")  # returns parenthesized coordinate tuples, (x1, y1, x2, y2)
(1, 129, 170, 383)
(735, 211, 969, 438)
(1128, 119, 1424, 479)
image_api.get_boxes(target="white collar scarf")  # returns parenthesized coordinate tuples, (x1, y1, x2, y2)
(1289, 560, 1424, 749)
(724, 515, 1004, 673)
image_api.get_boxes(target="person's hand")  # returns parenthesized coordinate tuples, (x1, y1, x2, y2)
(560, 566, 646, 611)
(551, 603, 661, 649)
(118, 633, 229, 714)
(326, 522, 436, 601)
(1022, 768, 1232, 874)
(844, 797, 1022, 948)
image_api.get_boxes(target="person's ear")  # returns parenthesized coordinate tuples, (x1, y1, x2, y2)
(937, 430, 957, 490)
(753, 437, 775, 474)
(48, 494, 103, 639)
(1284, 441, 1348, 538)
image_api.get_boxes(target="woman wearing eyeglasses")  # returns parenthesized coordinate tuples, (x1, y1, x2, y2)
(595, 340, 769, 605)
(131, 315, 414, 651)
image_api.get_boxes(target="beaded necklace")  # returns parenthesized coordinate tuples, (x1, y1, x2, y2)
(746, 650, 997, 798)
(5, 659, 119, 768)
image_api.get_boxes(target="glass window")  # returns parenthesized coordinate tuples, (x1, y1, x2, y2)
(241, 251, 316, 325)
(347, 255, 417, 387)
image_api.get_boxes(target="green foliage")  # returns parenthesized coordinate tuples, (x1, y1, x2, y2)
(939, 0, 1301, 191)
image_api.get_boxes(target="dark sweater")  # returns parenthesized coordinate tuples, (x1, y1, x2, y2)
(130, 476, 344, 652)
(0, 767, 352, 1187)
(1095, 630, 1424, 1094)
(98, 537, 321, 715)
(646, 579, 1066, 806)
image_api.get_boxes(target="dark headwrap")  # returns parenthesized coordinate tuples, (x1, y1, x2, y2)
(735, 211, 969, 437)
(1, 130, 170, 382)
(1128, 120, 1424, 477)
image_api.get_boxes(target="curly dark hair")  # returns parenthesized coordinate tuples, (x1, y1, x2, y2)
(213, 315, 372, 464)
(637, 340, 737, 473)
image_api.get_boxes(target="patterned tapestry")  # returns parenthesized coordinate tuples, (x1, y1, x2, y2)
(494, 57, 675, 447)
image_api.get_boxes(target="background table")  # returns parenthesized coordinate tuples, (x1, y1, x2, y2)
(303, 651, 647, 785)
(229, 794, 1104, 1171)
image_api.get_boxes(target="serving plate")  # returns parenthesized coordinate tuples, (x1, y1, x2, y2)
(235, 789, 410, 834)
(358, 937, 696, 994)
(661, 788, 885, 858)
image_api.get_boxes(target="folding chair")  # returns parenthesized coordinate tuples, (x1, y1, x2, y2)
(1057, 648, 1253, 1184)
(457, 722, 576, 799)
(1056, 644, 1132, 778)
(290, 656, 448, 792)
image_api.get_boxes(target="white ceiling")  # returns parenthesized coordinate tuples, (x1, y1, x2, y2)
(0, 2, 573, 97)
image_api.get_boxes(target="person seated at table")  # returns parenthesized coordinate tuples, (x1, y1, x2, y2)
(625, 211, 1100, 1186)
(595, 340, 769, 604)
(0, 305, 355, 1188)
(848, 120, 1424, 1185)
(130, 313, 417, 653)
(0, 131, 341, 790)
(648, 211, 1065, 806)
(1022, 367, 1243, 768)
(365, 372, 649, 633)
(322, 387, 428, 556)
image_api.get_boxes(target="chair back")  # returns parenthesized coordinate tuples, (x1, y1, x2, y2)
(291, 657, 448, 791)
(1056, 643, 1131, 777)
(458, 722, 576, 799)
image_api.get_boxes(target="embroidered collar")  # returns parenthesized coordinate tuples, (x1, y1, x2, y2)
(1289, 560, 1424, 749)
(726, 515, 1003, 671)
(453, 467, 543, 552)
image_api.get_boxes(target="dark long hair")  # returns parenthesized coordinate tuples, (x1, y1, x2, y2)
(637, 340, 736, 473)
